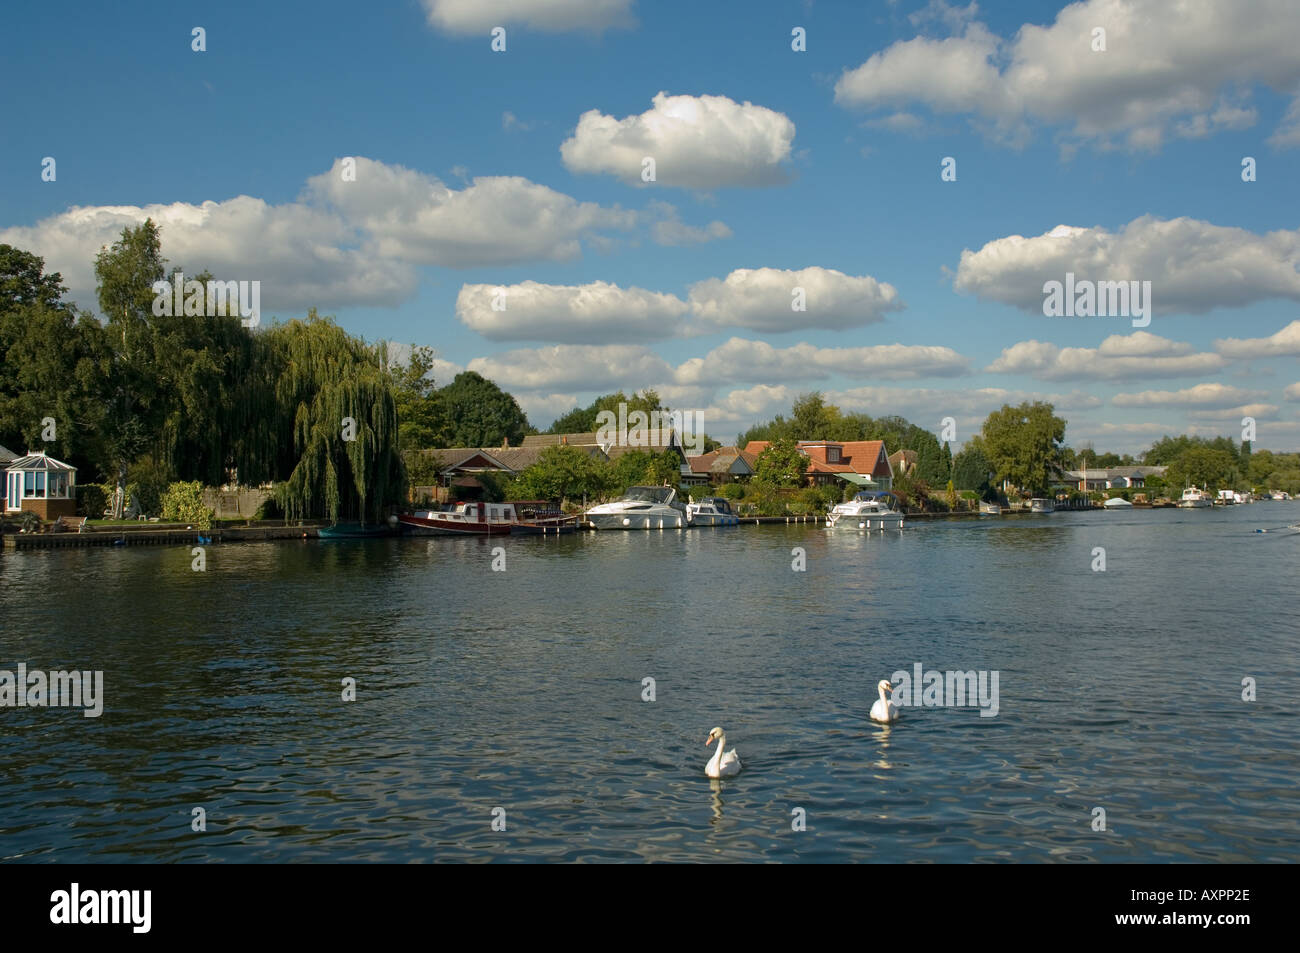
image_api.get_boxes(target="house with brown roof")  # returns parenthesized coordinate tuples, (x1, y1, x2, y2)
(683, 446, 758, 486)
(409, 429, 692, 500)
(405, 443, 559, 501)
(521, 429, 689, 462)
(888, 449, 918, 476)
(743, 439, 894, 490)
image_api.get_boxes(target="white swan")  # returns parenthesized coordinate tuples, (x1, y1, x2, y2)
(869, 679, 900, 723)
(705, 726, 742, 778)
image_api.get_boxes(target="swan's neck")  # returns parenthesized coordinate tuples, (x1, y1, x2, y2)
(879, 686, 889, 707)
(713, 734, 725, 766)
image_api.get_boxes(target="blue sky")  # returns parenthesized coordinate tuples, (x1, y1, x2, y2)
(2, 0, 1298, 452)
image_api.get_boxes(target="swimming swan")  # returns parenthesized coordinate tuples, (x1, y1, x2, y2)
(705, 726, 742, 778)
(870, 679, 900, 723)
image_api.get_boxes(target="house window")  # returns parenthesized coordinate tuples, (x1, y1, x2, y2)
(827, 447, 840, 463)
(36, 471, 46, 497)
(24, 471, 35, 497)
(7, 473, 18, 510)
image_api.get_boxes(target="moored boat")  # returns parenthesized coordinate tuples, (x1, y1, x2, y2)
(827, 491, 904, 530)
(1030, 498, 1055, 514)
(687, 496, 738, 526)
(979, 501, 1002, 516)
(1177, 486, 1213, 508)
(1103, 497, 1133, 509)
(398, 501, 518, 536)
(584, 485, 689, 529)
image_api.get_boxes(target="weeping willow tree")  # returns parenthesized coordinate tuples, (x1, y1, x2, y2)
(267, 311, 404, 523)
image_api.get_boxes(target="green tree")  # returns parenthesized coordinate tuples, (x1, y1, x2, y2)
(509, 445, 609, 504)
(754, 437, 807, 487)
(387, 344, 448, 451)
(94, 220, 168, 515)
(1165, 446, 1239, 490)
(267, 313, 403, 523)
(979, 401, 1067, 495)
(437, 371, 530, 447)
(549, 389, 666, 435)
(0, 297, 108, 471)
(790, 392, 837, 439)
(149, 268, 265, 486)
(0, 244, 67, 309)
(951, 442, 993, 492)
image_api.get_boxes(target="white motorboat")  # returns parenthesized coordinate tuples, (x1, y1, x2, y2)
(979, 501, 1002, 516)
(1103, 497, 1133, 509)
(1178, 486, 1213, 508)
(827, 492, 904, 530)
(687, 496, 738, 526)
(1030, 498, 1055, 514)
(584, 485, 689, 529)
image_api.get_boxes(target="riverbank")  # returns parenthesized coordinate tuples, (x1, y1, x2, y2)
(2, 520, 329, 550)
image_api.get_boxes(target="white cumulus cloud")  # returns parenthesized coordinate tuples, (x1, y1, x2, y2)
(1214, 320, 1300, 358)
(836, 0, 1300, 151)
(467, 345, 676, 392)
(1112, 383, 1265, 407)
(0, 197, 415, 317)
(986, 332, 1225, 380)
(308, 158, 635, 268)
(421, 0, 635, 35)
(561, 92, 796, 188)
(688, 266, 904, 333)
(675, 337, 968, 386)
(456, 280, 689, 344)
(954, 216, 1300, 315)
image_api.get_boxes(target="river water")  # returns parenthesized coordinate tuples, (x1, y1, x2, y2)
(2, 504, 1297, 862)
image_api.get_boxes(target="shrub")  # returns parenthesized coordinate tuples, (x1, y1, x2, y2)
(76, 484, 108, 518)
(792, 486, 826, 515)
(720, 482, 746, 500)
(819, 484, 845, 508)
(127, 459, 172, 517)
(253, 494, 283, 521)
(161, 481, 215, 530)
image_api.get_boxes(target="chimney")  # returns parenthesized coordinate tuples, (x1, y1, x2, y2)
(503, 436, 510, 448)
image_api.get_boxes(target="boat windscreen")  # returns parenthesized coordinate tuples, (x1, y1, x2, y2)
(624, 486, 673, 503)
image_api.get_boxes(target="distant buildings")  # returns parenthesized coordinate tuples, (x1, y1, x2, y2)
(683, 446, 758, 486)
(409, 431, 691, 500)
(741, 439, 895, 491)
(1057, 466, 1167, 492)
(408, 432, 900, 498)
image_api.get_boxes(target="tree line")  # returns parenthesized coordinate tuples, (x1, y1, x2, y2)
(5, 225, 1295, 524)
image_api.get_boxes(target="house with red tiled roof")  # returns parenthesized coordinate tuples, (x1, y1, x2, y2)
(742, 439, 894, 490)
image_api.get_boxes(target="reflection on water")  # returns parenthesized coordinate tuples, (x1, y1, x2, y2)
(1, 505, 1297, 862)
